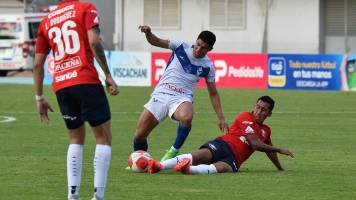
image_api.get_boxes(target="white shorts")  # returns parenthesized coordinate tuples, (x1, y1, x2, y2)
(144, 93, 192, 122)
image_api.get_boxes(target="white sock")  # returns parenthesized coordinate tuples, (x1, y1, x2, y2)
(161, 153, 192, 170)
(170, 146, 178, 152)
(67, 144, 83, 198)
(190, 164, 217, 174)
(94, 144, 111, 200)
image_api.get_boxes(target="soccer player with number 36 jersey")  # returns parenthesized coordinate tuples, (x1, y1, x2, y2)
(34, 1, 119, 200)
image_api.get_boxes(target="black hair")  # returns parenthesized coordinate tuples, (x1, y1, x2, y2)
(257, 96, 275, 111)
(197, 30, 216, 48)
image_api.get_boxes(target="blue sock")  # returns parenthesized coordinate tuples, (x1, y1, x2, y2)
(133, 138, 148, 151)
(173, 123, 192, 150)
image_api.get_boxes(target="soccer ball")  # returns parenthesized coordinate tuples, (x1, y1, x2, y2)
(128, 150, 152, 172)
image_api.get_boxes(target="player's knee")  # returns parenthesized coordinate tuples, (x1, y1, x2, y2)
(69, 137, 84, 144)
(180, 115, 192, 126)
(95, 133, 112, 145)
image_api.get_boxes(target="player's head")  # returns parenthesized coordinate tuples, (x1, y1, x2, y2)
(193, 31, 216, 58)
(253, 96, 275, 124)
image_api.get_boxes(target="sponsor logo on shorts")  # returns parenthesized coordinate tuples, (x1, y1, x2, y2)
(63, 115, 77, 121)
(233, 162, 238, 171)
(208, 143, 217, 151)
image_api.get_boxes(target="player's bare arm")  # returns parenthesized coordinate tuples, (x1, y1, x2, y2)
(87, 26, 119, 96)
(206, 81, 228, 132)
(33, 53, 54, 122)
(264, 140, 284, 170)
(139, 25, 169, 49)
(245, 134, 294, 158)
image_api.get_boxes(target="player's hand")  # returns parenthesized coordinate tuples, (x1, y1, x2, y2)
(278, 148, 294, 158)
(36, 99, 54, 123)
(138, 25, 151, 34)
(218, 118, 229, 133)
(105, 75, 119, 96)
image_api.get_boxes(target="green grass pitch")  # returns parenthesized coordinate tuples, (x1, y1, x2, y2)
(0, 84, 355, 200)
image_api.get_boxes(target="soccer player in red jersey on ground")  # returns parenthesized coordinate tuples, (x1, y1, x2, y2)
(34, 1, 118, 199)
(148, 96, 294, 174)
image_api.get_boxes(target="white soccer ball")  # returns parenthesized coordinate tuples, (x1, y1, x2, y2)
(128, 150, 152, 172)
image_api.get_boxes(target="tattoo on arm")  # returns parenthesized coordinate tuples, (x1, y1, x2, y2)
(90, 27, 110, 75)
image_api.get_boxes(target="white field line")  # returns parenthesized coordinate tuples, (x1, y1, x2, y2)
(0, 116, 17, 123)
(1, 111, 356, 115)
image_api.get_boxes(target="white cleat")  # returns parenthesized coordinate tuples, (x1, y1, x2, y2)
(91, 195, 103, 200)
(68, 195, 80, 200)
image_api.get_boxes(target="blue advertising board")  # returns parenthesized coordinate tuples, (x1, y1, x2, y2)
(268, 54, 344, 91)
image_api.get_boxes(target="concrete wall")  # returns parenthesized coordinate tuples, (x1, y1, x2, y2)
(0, 0, 23, 14)
(85, 0, 116, 50)
(122, 0, 321, 53)
(123, 0, 266, 53)
(1, 0, 323, 53)
(266, 0, 320, 53)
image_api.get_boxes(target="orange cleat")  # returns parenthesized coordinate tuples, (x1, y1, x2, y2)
(174, 158, 191, 174)
(147, 159, 163, 174)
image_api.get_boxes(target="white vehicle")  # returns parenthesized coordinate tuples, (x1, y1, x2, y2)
(0, 13, 47, 76)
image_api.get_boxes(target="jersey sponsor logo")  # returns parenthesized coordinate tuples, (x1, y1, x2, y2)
(245, 126, 255, 134)
(55, 70, 78, 83)
(242, 120, 253, 125)
(48, 5, 75, 19)
(261, 129, 266, 137)
(55, 56, 82, 73)
(239, 136, 249, 145)
(162, 83, 185, 94)
(94, 16, 99, 24)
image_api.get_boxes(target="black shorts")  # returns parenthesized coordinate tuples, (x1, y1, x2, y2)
(200, 139, 239, 172)
(55, 84, 111, 129)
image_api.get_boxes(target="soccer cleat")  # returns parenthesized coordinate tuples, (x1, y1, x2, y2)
(68, 195, 80, 200)
(147, 159, 163, 174)
(125, 166, 131, 170)
(174, 158, 191, 174)
(160, 148, 178, 162)
(91, 194, 103, 200)
(68, 197, 80, 200)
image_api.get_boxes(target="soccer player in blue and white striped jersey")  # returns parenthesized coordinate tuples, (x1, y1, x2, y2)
(132, 25, 228, 161)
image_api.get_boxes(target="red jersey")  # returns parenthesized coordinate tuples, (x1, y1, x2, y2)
(35, 0, 100, 92)
(217, 112, 271, 167)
